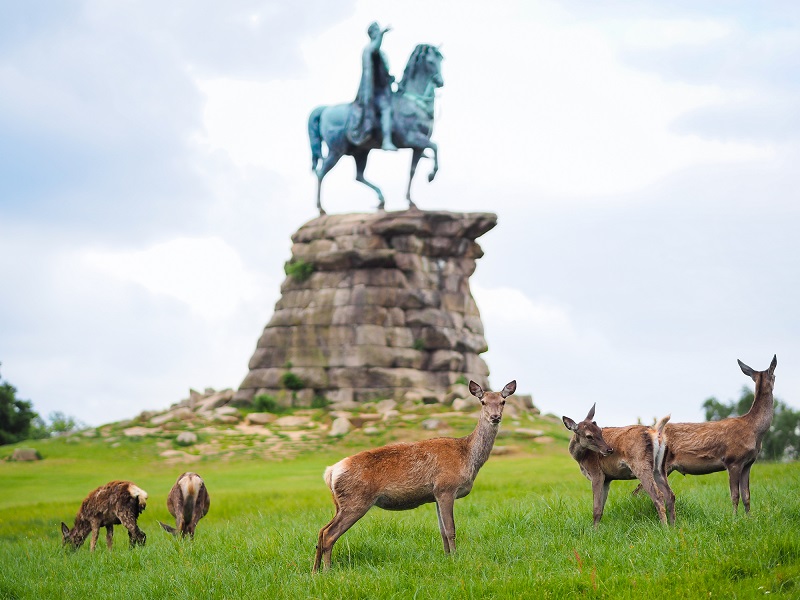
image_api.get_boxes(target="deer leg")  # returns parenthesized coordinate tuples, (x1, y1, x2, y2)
(727, 465, 743, 514)
(119, 510, 146, 547)
(105, 525, 114, 550)
(353, 151, 385, 210)
(653, 469, 676, 525)
(740, 462, 754, 514)
(434, 493, 457, 553)
(591, 478, 610, 527)
(637, 474, 668, 524)
(313, 504, 372, 573)
(90, 526, 100, 552)
(175, 512, 186, 539)
(434, 502, 449, 552)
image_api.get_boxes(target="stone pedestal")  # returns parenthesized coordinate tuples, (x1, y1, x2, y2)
(235, 209, 497, 406)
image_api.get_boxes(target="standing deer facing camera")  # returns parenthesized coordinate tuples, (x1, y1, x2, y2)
(312, 380, 516, 572)
(159, 472, 210, 538)
(563, 404, 675, 526)
(658, 355, 777, 514)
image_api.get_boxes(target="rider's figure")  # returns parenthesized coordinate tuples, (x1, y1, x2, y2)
(347, 22, 397, 151)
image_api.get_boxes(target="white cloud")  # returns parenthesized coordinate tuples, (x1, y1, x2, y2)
(82, 237, 260, 319)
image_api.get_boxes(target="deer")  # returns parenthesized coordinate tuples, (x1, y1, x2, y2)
(562, 404, 675, 527)
(61, 480, 148, 551)
(159, 472, 210, 539)
(656, 355, 778, 514)
(312, 380, 516, 572)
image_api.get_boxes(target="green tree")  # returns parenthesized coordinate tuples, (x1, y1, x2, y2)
(702, 386, 800, 461)
(0, 364, 41, 445)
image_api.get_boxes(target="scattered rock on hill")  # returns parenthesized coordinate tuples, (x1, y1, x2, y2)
(9, 448, 42, 461)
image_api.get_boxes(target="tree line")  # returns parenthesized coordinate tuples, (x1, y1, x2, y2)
(2, 363, 798, 458)
(1, 363, 84, 445)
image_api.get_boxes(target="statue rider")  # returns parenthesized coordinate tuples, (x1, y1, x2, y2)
(347, 22, 398, 151)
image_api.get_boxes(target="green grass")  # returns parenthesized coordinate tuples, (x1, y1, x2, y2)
(1, 434, 799, 599)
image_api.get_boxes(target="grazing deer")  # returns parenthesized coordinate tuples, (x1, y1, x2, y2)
(159, 472, 210, 538)
(563, 404, 675, 526)
(312, 380, 516, 572)
(60, 480, 148, 551)
(659, 355, 777, 514)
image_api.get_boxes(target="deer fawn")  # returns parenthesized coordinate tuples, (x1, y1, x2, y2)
(159, 472, 210, 538)
(563, 404, 675, 526)
(61, 480, 148, 551)
(312, 380, 516, 572)
(659, 355, 777, 514)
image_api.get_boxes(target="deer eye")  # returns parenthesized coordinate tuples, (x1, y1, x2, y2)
(501, 401, 505, 406)
(586, 434, 594, 440)
(480, 400, 485, 405)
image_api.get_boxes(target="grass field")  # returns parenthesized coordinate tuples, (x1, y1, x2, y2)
(1, 426, 799, 599)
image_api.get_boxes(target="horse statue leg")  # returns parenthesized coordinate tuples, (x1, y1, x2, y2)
(353, 150, 386, 210)
(426, 141, 439, 183)
(404, 139, 438, 209)
(315, 149, 346, 216)
(406, 148, 424, 209)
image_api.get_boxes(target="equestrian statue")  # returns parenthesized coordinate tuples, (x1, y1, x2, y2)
(308, 22, 444, 214)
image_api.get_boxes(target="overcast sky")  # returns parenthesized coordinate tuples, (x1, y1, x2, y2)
(1, 0, 798, 428)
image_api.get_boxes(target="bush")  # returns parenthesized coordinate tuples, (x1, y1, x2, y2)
(0, 366, 40, 445)
(253, 395, 285, 414)
(284, 259, 314, 282)
(311, 395, 330, 409)
(281, 372, 304, 391)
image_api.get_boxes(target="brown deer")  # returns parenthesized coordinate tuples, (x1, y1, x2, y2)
(658, 355, 777, 514)
(61, 480, 148, 551)
(312, 380, 516, 572)
(159, 472, 210, 538)
(562, 404, 675, 526)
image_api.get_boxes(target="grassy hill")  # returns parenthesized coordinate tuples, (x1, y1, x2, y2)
(1, 405, 799, 599)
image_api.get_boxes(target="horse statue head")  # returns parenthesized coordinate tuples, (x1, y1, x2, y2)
(397, 44, 444, 98)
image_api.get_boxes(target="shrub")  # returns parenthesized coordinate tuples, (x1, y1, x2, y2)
(412, 339, 425, 351)
(281, 372, 304, 391)
(311, 395, 330, 409)
(253, 394, 284, 414)
(284, 259, 314, 282)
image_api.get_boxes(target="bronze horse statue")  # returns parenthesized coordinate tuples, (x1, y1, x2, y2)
(308, 44, 443, 215)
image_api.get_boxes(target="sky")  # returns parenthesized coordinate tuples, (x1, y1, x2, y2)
(1, 0, 798, 428)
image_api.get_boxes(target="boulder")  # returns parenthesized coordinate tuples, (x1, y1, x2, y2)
(329, 417, 351, 437)
(245, 412, 276, 425)
(123, 426, 156, 437)
(452, 397, 480, 412)
(176, 431, 198, 446)
(9, 448, 42, 462)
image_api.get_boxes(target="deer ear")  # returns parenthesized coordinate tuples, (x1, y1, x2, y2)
(586, 403, 596, 421)
(469, 380, 484, 399)
(562, 416, 578, 431)
(61, 522, 70, 538)
(738, 359, 756, 380)
(501, 380, 516, 398)
(769, 354, 777, 374)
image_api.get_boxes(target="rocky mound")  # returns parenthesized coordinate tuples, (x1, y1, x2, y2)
(235, 210, 498, 408)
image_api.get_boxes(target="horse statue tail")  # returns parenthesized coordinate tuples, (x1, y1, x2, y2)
(308, 106, 325, 171)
